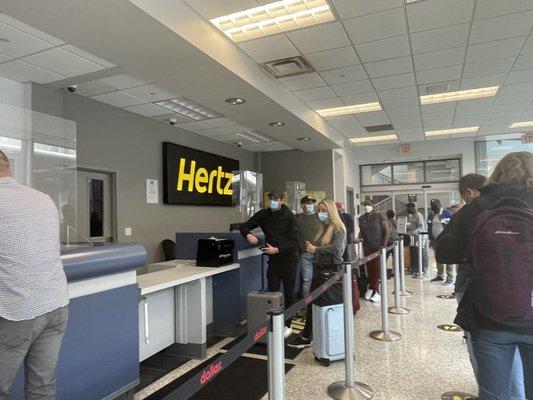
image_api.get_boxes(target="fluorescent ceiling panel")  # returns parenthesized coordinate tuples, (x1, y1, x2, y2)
(317, 102, 382, 117)
(0, 136, 22, 150)
(234, 131, 275, 143)
(350, 134, 398, 143)
(425, 126, 479, 136)
(156, 98, 221, 121)
(210, 0, 335, 43)
(420, 86, 499, 105)
(509, 121, 533, 129)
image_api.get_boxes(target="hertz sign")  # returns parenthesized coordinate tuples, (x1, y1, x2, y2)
(163, 142, 239, 206)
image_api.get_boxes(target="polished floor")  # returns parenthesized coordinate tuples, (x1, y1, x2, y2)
(135, 260, 478, 400)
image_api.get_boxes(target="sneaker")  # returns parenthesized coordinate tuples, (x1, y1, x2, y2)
(443, 277, 455, 286)
(370, 291, 381, 303)
(284, 326, 293, 339)
(287, 335, 312, 349)
(364, 286, 373, 300)
(431, 276, 444, 282)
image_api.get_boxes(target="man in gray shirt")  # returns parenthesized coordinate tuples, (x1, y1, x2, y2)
(0, 150, 69, 400)
(406, 202, 428, 275)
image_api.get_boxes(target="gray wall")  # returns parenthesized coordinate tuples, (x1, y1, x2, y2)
(32, 85, 256, 263)
(258, 150, 334, 198)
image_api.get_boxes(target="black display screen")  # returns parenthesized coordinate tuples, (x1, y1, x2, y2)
(163, 142, 239, 206)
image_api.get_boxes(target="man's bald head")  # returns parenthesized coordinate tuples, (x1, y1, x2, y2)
(0, 150, 12, 177)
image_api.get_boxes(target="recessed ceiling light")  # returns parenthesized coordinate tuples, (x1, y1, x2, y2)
(509, 121, 533, 129)
(350, 134, 398, 144)
(297, 137, 311, 142)
(420, 86, 499, 105)
(225, 97, 246, 105)
(317, 102, 382, 118)
(156, 98, 221, 121)
(210, 0, 335, 43)
(425, 126, 479, 137)
(268, 121, 285, 127)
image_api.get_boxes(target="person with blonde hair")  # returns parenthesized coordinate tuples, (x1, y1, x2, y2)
(288, 199, 347, 349)
(436, 151, 533, 400)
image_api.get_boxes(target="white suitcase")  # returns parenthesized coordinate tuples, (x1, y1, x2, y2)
(312, 303, 345, 366)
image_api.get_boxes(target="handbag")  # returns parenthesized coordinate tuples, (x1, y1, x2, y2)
(313, 266, 344, 307)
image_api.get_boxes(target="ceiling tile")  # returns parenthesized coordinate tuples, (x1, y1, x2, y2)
(0, 21, 54, 58)
(0, 60, 64, 84)
(355, 110, 390, 126)
(506, 68, 533, 84)
(278, 72, 326, 91)
(355, 35, 410, 63)
(522, 35, 533, 54)
(453, 98, 493, 115)
(466, 36, 526, 63)
(306, 97, 344, 109)
(0, 14, 64, 45)
(331, 0, 403, 20)
(220, 124, 255, 134)
(494, 93, 533, 105)
(238, 35, 300, 64)
(151, 114, 193, 124)
(469, 11, 533, 44)
(21, 47, 103, 77)
(90, 91, 146, 108)
(203, 117, 240, 128)
(184, 0, 258, 20)
(500, 81, 533, 96)
(413, 47, 466, 71)
(462, 57, 516, 78)
(484, 110, 522, 122)
(372, 72, 416, 90)
(75, 81, 115, 97)
(344, 8, 407, 44)
(364, 56, 413, 78)
(421, 102, 456, 114)
(453, 115, 486, 126)
(123, 103, 169, 117)
(0, 52, 13, 63)
(391, 119, 422, 129)
(98, 74, 149, 90)
(387, 105, 421, 117)
(196, 128, 228, 138)
(286, 22, 350, 54)
(319, 65, 367, 86)
(513, 53, 533, 71)
(381, 97, 420, 110)
(490, 102, 526, 113)
(175, 121, 211, 131)
(340, 92, 380, 105)
(326, 115, 366, 134)
(461, 73, 508, 89)
(61, 44, 115, 68)
(475, 0, 533, 20)
(331, 79, 374, 96)
(406, 0, 475, 33)
(293, 86, 336, 101)
(122, 83, 178, 102)
(378, 85, 418, 100)
(410, 23, 470, 54)
(306, 46, 359, 71)
(416, 65, 463, 85)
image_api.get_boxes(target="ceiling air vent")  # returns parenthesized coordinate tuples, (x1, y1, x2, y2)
(263, 56, 315, 78)
(424, 83, 450, 94)
(365, 124, 394, 133)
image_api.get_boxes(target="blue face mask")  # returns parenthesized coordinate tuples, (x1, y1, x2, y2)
(305, 204, 315, 213)
(317, 212, 329, 223)
(269, 200, 280, 210)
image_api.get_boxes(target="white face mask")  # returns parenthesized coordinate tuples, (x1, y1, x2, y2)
(304, 204, 315, 214)
(363, 205, 373, 214)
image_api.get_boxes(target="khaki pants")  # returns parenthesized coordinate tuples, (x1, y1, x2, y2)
(0, 307, 68, 400)
(436, 263, 455, 279)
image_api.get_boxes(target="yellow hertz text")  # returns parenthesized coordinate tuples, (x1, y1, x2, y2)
(176, 158, 233, 196)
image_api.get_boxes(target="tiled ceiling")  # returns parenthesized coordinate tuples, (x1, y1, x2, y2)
(184, 0, 533, 145)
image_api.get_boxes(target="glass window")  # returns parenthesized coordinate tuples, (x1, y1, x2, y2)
(476, 139, 533, 177)
(361, 164, 392, 185)
(89, 179, 104, 237)
(392, 162, 424, 184)
(425, 159, 460, 182)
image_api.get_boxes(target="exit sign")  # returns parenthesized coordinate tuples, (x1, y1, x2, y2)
(399, 144, 411, 154)
(522, 133, 533, 144)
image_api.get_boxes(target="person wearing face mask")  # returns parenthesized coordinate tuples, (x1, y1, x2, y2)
(240, 189, 299, 338)
(427, 199, 455, 285)
(288, 199, 347, 349)
(356, 199, 389, 303)
(406, 202, 427, 275)
(295, 196, 320, 299)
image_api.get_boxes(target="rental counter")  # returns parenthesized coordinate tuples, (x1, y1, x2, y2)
(11, 243, 147, 400)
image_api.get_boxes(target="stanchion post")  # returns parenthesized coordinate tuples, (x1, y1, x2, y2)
(413, 233, 426, 280)
(389, 241, 411, 315)
(423, 233, 431, 278)
(398, 237, 413, 296)
(267, 310, 285, 400)
(369, 248, 401, 342)
(328, 263, 374, 400)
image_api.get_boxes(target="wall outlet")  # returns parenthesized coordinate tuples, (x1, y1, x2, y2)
(125, 227, 133, 236)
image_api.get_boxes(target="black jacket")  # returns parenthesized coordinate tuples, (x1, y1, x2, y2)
(240, 204, 299, 260)
(339, 212, 355, 244)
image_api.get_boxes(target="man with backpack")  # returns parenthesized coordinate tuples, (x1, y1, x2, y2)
(436, 152, 533, 400)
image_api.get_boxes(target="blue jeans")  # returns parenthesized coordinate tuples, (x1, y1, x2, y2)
(470, 329, 531, 400)
(298, 252, 314, 298)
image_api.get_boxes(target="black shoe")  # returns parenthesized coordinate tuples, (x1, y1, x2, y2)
(431, 276, 444, 282)
(287, 335, 312, 349)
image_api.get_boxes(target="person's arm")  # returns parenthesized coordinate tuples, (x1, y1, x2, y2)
(380, 215, 390, 248)
(355, 216, 363, 243)
(239, 210, 263, 244)
(313, 228, 346, 257)
(345, 213, 355, 240)
(276, 212, 299, 255)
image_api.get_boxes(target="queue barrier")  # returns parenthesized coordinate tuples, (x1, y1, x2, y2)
(160, 246, 395, 400)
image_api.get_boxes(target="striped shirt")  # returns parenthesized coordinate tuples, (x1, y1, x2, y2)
(0, 177, 69, 321)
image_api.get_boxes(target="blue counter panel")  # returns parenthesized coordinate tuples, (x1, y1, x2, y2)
(11, 284, 139, 400)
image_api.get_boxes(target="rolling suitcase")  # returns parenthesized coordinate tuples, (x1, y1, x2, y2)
(247, 291, 284, 344)
(312, 303, 345, 366)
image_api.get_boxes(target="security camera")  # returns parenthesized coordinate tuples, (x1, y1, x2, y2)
(168, 118, 177, 126)
(236, 142, 243, 148)
(67, 85, 78, 93)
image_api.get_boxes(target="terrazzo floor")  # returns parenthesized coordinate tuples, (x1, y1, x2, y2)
(135, 260, 478, 400)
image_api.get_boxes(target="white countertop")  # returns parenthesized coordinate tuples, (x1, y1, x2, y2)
(137, 261, 240, 295)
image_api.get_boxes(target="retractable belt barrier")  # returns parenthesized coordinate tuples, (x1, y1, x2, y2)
(160, 245, 393, 400)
